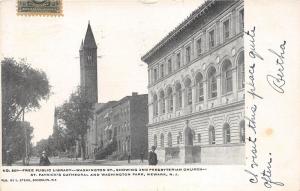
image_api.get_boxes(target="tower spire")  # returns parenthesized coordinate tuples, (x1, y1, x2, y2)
(83, 22, 97, 49)
(79, 40, 84, 51)
(79, 21, 98, 104)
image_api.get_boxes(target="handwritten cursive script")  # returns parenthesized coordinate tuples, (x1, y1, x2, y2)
(261, 153, 285, 188)
(266, 41, 287, 93)
(245, 26, 264, 100)
(244, 26, 285, 189)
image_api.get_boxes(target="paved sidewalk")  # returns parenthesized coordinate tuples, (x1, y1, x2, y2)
(11, 157, 149, 166)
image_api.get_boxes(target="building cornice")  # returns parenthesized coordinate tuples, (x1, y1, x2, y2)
(142, 0, 241, 64)
(141, 0, 216, 63)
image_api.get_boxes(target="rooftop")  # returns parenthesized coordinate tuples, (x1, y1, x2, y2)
(81, 22, 97, 49)
(141, 0, 238, 63)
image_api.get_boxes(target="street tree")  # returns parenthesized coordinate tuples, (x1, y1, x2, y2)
(57, 86, 94, 160)
(1, 57, 51, 163)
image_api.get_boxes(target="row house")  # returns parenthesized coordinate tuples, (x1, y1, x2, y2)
(86, 93, 148, 159)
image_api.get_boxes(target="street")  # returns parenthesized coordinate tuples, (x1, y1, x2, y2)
(13, 157, 149, 166)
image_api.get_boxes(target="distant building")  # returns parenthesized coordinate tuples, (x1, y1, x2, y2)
(79, 22, 98, 104)
(86, 102, 116, 158)
(79, 23, 148, 160)
(142, 0, 245, 164)
(76, 22, 99, 158)
(85, 93, 148, 160)
(112, 93, 148, 159)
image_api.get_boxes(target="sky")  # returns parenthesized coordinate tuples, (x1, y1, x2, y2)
(0, 0, 203, 143)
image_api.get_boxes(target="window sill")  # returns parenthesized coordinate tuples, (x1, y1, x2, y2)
(221, 91, 233, 97)
(195, 100, 204, 104)
(207, 97, 217, 101)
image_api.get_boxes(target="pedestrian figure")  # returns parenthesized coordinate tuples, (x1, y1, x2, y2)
(148, 146, 158, 165)
(39, 151, 51, 166)
(127, 154, 131, 164)
(6, 150, 13, 166)
(140, 152, 144, 163)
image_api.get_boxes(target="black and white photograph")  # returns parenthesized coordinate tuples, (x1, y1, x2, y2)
(1, 0, 300, 191)
(2, 0, 244, 166)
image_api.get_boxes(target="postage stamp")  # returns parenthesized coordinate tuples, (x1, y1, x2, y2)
(17, 0, 63, 16)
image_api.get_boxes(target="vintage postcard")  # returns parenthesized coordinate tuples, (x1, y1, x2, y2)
(0, 0, 299, 191)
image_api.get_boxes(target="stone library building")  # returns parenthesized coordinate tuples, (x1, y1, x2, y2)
(142, 0, 245, 164)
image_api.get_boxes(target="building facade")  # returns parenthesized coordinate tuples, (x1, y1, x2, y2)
(86, 102, 116, 159)
(142, 0, 245, 164)
(85, 93, 148, 159)
(112, 93, 148, 159)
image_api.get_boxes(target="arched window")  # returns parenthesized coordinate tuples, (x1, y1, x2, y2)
(160, 133, 164, 148)
(153, 94, 158, 116)
(208, 67, 217, 98)
(184, 78, 192, 106)
(222, 59, 233, 94)
(240, 120, 245, 143)
(195, 72, 204, 102)
(175, 83, 182, 109)
(209, 126, 216, 144)
(167, 132, 172, 147)
(237, 51, 245, 89)
(159, 90, 165, 114)
(223, 123, 231, 144)
(153, 135, 157, 147)
(167, 87, 173, 112)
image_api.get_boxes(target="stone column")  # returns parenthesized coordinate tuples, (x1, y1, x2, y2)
(203, 80, 208, 110)
(148, 69, 151, 86)
(216, 20, 220, 46)
(157, 98, 161, 117)
(232, 67, 238, 101)
(217, 73, 222, 105)
(232, 8, 237, 36)
(202, 30, 209, 53)
(191, 37, 195, 61)
(181, 88, 185, 111)
(165, 95, 169, 115)
(192, 85, 196, 112)
(148, 103, 153, 124)
(172, 92, 176, 114)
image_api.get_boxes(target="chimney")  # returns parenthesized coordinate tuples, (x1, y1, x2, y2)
(132, 92, 138, 96)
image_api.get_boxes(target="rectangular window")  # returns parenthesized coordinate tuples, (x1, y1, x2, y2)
(223, 19, 230, 40)
(198, 82, 204, 102)
(153, 68, 157, 82)
(241, 64, 245, 88)
(187, 88, 192, 105)
(177, 91, 182, 109)
(197, 133, 201, 143)
(239, 9, 244, 32)
(226, 70, 233, 92)
(169, 95, 173, 112)
(211, 77, 217, 98)
(209, 30, 215, 48)
(176, 53, 181, 69)
(160, 64, 164, 78)
(185, 46, 191, 64)
(168, 59, 172, 74)
(196, 38, 202, 56)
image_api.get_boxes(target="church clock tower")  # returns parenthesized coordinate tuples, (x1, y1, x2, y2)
(79, 22, 98, 103)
